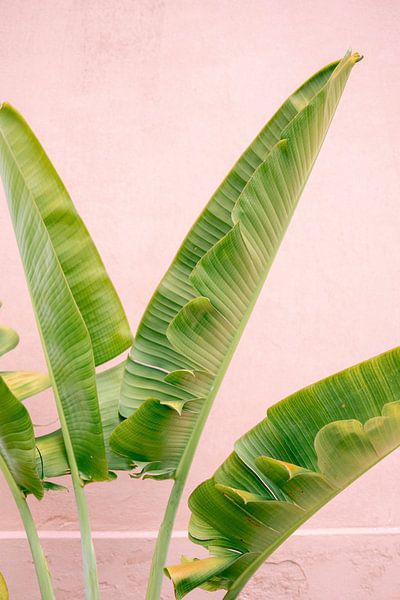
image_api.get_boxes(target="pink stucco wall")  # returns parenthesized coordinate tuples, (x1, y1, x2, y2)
(1, 1, 400, 598)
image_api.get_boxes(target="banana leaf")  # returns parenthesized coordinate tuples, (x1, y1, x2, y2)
(0, 104, 132, 481)
(166, 346, 400, 599)
(111, 52, 361, 479)
(0, 376, 43, 499)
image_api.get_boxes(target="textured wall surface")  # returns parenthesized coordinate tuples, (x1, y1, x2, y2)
(0, 1, 400, 598)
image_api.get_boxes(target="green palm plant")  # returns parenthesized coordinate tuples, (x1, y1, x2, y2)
(109, 49, 361, 598)
(0, 104, 132, 599)
(1, 48, 397, 600)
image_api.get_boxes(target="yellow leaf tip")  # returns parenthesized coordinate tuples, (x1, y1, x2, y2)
(352, 52, 363, 64)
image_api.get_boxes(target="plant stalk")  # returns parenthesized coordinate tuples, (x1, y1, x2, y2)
(145, 477, 186, 600)
(0, 454, 55, 600)
(41, 355, 100, 599)
(145, 384, 221, 600)
(69, 464, 99, 600)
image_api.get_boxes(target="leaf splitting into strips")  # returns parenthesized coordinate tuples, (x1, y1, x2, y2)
(166, 347, 400, 599)
(0, 104, 133, 481)
(111, 51, 360, 479)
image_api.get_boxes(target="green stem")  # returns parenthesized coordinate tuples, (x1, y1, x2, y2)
(0, 455, 55, 600)
(68, 452, 99, 600)
(43, 364, 99, 599)
(145, 477, 186, 600)
(146, 340, 242, 599)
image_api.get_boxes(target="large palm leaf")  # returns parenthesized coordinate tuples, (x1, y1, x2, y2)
(166, 346, 400, 599)
(0, 103, 133, 482)
(0, 103, 133, 597)
(111, 51, 361, 480)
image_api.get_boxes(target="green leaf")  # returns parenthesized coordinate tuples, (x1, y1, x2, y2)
(0, 371, 50, 401)
(0, 107, 132, 365)
(0, 105, 132, 481)
(165, 347, 400, 598)
(0, 304, 19, 357)
(0, 325, 18, 357)
(0, 305, 51, 400)
(111, 51, 360, 478)
(0, 572, 8, 600)
(0, 376, 43, 499)
(36, 362, 133, 479)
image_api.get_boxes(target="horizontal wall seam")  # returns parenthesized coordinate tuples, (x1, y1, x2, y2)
(0, 527, 399, 540)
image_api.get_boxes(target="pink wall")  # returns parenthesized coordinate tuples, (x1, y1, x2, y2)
(1, 1, 400, 598)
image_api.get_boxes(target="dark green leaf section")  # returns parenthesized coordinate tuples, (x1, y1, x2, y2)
(0, 105, 132, 365)
(112, 52, 359, 478)
(0, 377, 43, 499)
(166, 347, 400, 599)
(36, 363, 133, 479)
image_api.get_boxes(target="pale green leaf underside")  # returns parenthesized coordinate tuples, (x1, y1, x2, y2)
(166, 347, 400, 599)
(111, 52, 360, 478)
(0, 371, 50, 401)
(0, 325, 19, 357)
(0, 376, 43, 499)
(0, 105, 132, 480)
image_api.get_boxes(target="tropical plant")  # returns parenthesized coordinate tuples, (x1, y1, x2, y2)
(0, 103, 132, 599)
(1, 49, 396, 600)
(109, 49, 361, 598)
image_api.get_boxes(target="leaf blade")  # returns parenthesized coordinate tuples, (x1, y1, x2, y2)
(166, 347, 400, 598)
(0, 377, 43, 499)
(0, 104, 132, 365)
(0, 105, 113, 481)
(112, 52, 360, 478)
